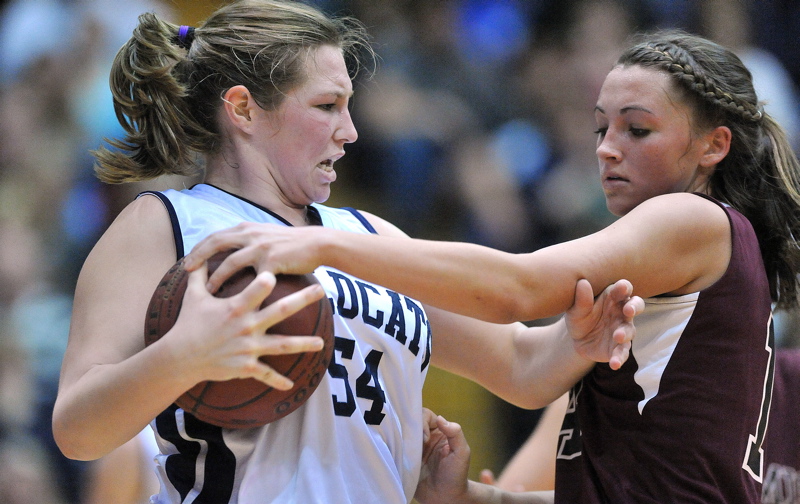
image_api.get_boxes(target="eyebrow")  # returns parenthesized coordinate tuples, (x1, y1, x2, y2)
(320, 88, 354, 99)
(594, 105, 654, 115)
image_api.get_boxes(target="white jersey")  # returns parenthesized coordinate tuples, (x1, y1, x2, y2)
(141, 184, 432, 504)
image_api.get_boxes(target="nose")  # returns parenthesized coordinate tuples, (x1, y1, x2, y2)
(336, 108, 358, 144)
(596, 134, 621, 163)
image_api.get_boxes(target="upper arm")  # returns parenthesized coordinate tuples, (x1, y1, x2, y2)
(58, 194, 178, 391)
(512, 193, 731, 314)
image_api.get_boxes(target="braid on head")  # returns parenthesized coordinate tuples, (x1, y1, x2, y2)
(631, 39, 763, 124)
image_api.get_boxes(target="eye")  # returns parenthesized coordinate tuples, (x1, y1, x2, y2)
(630, 127, 650, 138)
(317, 103, 337, 112)
(594, 127, 608, 137)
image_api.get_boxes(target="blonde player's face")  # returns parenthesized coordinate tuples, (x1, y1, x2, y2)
(594, 65, 714, 216)
(254, 45, 357, 206)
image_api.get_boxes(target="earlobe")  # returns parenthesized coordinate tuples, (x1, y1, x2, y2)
(222, 85, 254, 129)
(700, 126, 732, 167)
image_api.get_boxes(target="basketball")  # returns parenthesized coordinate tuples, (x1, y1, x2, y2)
(144, 250, 334, 429)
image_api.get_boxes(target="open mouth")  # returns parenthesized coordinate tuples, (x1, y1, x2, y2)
(318, 159, 333, 171)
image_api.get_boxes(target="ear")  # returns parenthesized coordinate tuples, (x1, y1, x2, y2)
(698, 125, 732, 168)
(221, 85, 257, 132)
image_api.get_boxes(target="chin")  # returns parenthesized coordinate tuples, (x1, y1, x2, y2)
(605, 198, 632, 217)
(312, 188, 332, 204)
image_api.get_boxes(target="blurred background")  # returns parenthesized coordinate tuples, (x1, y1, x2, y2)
(1, 0, 799, 502)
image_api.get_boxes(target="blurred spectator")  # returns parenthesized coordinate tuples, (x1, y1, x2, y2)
(404, 0, 653, 259)
(0, 436, 65, 504)
(0, 279, 65, 504)
(749, 0, 800, 89)
(697, 0, 800, 150)
(0, 0, 181, 501)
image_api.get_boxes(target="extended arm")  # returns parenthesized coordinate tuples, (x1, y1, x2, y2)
(185, 193, 730, 325)
(186, 208, 642, 407)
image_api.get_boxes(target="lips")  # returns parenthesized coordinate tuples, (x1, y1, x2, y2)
(601, 170, 629, 192)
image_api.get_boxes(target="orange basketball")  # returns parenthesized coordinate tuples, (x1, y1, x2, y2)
(144, 250, 334, 429)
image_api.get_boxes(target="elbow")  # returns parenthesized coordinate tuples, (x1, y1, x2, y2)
(52, 406, 102, 461)
(469, 289, 531, 325)
(51, 418, 83, 461)
(52, 429, 100, 462)
(487, 292, 542, 325)
(502, 390, 552, 411)
(478, 280, 558, 325)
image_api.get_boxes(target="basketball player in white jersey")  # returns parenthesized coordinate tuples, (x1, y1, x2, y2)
(51, 2, 641, 503)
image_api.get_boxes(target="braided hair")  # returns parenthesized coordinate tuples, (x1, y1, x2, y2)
(618, 29, 800, 308)
(92, 0, 374, 185)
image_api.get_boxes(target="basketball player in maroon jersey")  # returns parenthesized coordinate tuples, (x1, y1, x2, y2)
(185, 29, 800, 503)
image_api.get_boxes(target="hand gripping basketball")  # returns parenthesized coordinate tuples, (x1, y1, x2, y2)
(144, 250, 335, 428)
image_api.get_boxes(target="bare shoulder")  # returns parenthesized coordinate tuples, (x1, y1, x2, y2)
(629, 192, 729, 227)
(564, 192, 733, 298)
(353, 209, 409, 238)
(94, 194, 176, 264)
(616, 192, 731, 246)
(622, 192, 731, 294)
(89, 194, 177, 285)
(112, 192, 176, 235)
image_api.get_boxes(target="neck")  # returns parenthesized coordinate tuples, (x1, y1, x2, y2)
(203, 176, 311, 227)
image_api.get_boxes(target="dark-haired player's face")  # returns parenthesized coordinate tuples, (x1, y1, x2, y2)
(253, 45, 357, 206)
(594, 65, 713, 216)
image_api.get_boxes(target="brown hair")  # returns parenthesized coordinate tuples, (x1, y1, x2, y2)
(92, 0, 374, 184)
(617, 29, 800, 308)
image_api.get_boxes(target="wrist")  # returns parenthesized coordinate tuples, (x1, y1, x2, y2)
(467, 479, 503, 504)
(313, 227, 342, 270)
(558, 316, 594, 366)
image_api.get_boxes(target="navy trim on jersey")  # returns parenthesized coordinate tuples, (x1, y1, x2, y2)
(156, 405, 238, 503)
(200, 183, 327, 227)
(139, 191, 185, 259)
(342, 207, 378, 234)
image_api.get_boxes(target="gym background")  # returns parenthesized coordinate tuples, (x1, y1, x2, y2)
(1, 1, 798, 502)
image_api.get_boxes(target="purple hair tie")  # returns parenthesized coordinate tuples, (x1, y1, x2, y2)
(177, 25, 195, 50)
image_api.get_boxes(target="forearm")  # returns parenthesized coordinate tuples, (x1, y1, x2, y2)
(318, 230, 574, 324)
(53, 341, 194, 460)
(431, 312, 589, 408)
(510, 319, 592, 407)
(461, 482, 554, 504)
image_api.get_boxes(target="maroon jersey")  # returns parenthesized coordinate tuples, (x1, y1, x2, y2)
(555, 195, 775, 503)
(762, 348, 800, 504)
